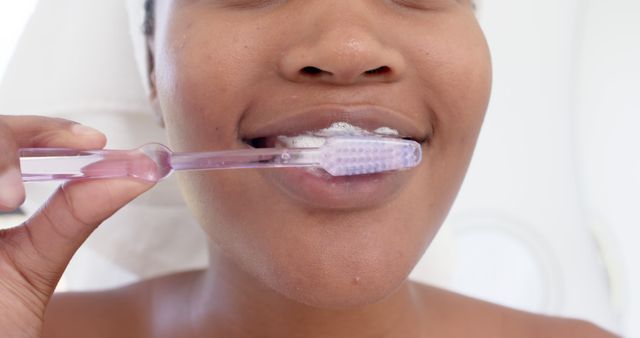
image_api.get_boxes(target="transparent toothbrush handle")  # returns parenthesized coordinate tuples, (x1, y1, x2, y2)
(19, 146, 168, 182)
(18, 144, 319, 182)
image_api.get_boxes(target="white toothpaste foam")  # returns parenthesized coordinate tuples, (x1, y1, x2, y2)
(277, 122, 400, 148)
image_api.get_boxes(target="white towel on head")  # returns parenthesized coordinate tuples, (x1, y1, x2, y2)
(0, 0, 208, 287)
(125, 0, 151, 96)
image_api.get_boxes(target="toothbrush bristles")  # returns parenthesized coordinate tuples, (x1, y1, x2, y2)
(319, 137, 422, 176)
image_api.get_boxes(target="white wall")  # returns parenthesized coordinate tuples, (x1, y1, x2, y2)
(0, 1, 37, 78)
(574, 1, 640, 336)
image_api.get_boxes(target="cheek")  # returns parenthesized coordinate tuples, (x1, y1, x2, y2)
(408, 21, 492, 184)
(409, 17, 492, 134)
(155, 17, 271, 152)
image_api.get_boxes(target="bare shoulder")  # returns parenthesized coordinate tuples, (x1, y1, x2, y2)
(42, 270, 200, 338)
(42, 281, 152, 338)
(534, 317, 620, 338)
(412, 282, 619, 338)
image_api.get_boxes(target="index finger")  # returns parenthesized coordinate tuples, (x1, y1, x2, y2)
(1, 115, 106, 149)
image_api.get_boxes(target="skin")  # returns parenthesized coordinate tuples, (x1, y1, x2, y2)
(152, 0, 490, 311)
(0, 0, 618, 337)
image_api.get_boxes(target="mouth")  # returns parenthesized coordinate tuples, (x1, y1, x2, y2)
(240, 106, 429, 149)
(239, 105, 429, 210)
(243, 128, 419, 150)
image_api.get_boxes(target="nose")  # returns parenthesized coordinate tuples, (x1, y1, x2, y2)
(278, 8, 406, 85)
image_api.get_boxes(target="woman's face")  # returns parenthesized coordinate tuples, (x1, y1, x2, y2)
(150, 0, 491, 308)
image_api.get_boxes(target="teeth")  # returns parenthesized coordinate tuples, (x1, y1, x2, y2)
(303, 167, 329, 177)
(372, 126, 401, 136)
(277, 135, 326, 148)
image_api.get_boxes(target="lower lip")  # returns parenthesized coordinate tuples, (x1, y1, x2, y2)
(261, 166, 414, 210)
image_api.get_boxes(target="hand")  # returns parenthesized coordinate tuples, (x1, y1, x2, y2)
(0, 115, 154, 337)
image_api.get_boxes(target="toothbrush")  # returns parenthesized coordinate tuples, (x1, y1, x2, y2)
(19, 136, 422, 182)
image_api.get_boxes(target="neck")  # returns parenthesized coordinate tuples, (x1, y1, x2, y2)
(186, 244, 429, 338)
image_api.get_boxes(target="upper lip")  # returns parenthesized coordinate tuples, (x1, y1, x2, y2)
(240, 105, 431, 143)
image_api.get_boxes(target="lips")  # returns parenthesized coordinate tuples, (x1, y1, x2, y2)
(240, 105, 429, 148)
(238, 105, 428, 210)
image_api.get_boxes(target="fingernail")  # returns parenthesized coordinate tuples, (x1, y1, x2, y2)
(0, 167, 26, 209)
(71, 124, 102, 136)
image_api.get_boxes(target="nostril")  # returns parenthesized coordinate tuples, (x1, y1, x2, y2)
(300, 66, 325, 76)
(364, 66, 391, 76)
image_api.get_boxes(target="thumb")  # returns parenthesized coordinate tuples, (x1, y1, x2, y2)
(6, 178, 153, 296)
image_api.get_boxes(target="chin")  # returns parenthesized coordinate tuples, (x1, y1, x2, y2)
(266, 262, 415, 309)
(244, 221, 429, 310)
